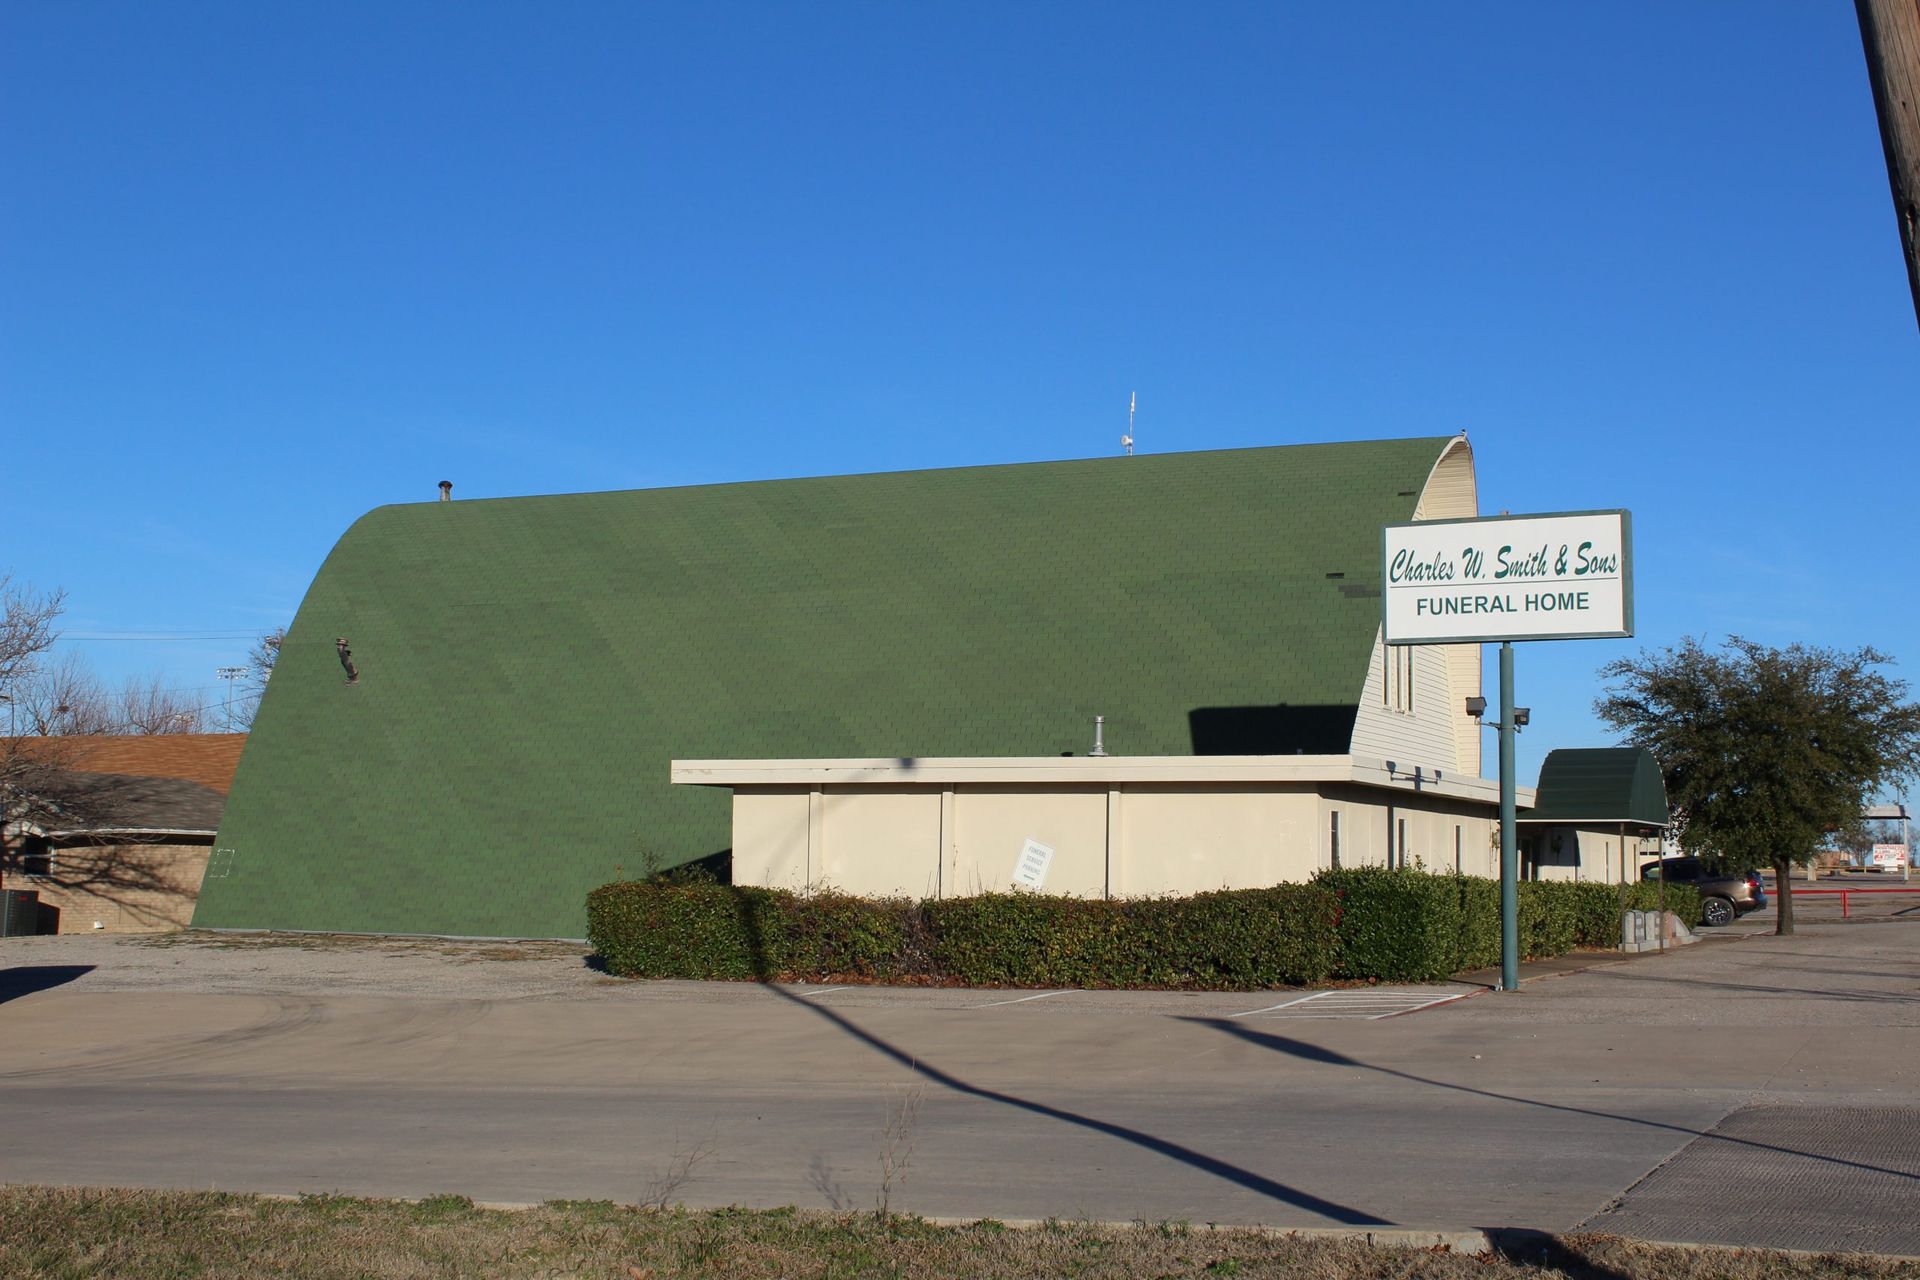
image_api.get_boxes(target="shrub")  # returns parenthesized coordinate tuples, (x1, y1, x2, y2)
(922, 893, 1142, 988)
(588, 870, 1682, 988)
(1139, 886, 1340, 988)
(784, 891, 914, 982)
(587, 881, 788, 980)
(1314, 866, 1495, 981)
(592, 882, 1339, 989)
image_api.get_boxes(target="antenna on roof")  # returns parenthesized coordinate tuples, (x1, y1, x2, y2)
(1121, 392, 1135, 456)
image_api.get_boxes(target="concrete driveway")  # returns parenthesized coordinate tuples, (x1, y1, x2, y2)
(1, 918, 1915, 1249)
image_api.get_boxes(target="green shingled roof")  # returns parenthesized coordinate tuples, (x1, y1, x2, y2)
(1520, 747, 1669, 828)
(195, 437, 1454, 938)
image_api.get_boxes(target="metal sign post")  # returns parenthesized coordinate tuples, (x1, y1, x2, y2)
(1498, 641, 1519, 991)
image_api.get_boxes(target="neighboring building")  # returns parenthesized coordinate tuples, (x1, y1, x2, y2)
(3, 735, 245, 934)
(1514, 746, 1669, 884)
(197, 435, 1494, 939)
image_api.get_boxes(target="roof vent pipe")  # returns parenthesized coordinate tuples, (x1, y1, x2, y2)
(1089, 715, 1108, 758)
(438, 480, 452, 501)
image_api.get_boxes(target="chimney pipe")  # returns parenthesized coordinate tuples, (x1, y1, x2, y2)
(438, 480, 452, 501)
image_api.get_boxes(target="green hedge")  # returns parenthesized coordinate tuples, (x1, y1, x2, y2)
(1310, 869, 1705, 981)
(588, 882, 1338, 989)
(922, 887, 1340, 989)
(586, 872, 1696, 989)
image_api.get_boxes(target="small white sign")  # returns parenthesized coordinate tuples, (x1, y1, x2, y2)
(1383, 509, 1632, 645)
(1871, 843, 1909, 868)
(1011, 838, 1055, 889)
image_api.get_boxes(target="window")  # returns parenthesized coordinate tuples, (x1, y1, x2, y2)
(1329, 811, 1341, 870)
(1454, 825, 1463, 874)
(1396, 817, 1408, 869)
(1384, 645, 1415, 714)
(19, 836, 51, 878)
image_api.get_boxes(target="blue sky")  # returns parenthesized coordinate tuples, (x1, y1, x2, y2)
(3, 3, 1915, 806)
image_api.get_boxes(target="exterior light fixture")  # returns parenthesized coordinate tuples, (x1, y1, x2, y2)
(1513, 707, 1531, 728)
(1464, 696, 1487, 719)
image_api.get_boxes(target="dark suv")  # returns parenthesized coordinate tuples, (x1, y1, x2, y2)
(1641, 857, 1767, 927)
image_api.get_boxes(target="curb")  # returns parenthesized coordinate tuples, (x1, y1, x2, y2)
(232, 1195, 1920, 1261)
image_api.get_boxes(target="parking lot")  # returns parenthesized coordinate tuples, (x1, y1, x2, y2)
(2, 912, 1916, 1249)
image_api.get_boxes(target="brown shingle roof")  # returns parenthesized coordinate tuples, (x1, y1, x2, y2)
(6, 734, 246, 795)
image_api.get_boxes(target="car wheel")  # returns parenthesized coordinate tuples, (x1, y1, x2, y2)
(1701, 896, 1735, 928)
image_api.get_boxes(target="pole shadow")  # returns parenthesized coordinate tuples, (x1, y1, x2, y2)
(725, 887, 1387, 1225)
(1184, 1018, 1918, 1185)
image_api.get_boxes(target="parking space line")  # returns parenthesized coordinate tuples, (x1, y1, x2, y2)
(796, 987, 849, 998)
(973, 990, 1077, 1009)
(1372, 992, 1472, 1019)
(1226, 993, 1321, 1018)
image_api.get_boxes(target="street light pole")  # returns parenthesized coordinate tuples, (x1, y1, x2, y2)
(216, 671, 247, 729)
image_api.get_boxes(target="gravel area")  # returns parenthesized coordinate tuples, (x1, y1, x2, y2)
(0, 931, 616, 1001)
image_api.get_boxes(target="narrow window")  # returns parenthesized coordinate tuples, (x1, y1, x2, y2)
(1454, 825, 1463, 874)
(1397, 817, 1409, 869)
(1330, 811, 1341, 870)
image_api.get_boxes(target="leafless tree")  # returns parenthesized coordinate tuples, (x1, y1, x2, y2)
(115, 673, 207, 734)
(0, 574, 63, 695)
(14, 653, 114, 736)
(2, 575, 85, 897)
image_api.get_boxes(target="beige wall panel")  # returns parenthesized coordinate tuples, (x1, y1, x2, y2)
(951, 786, 1108, 897)
(819, 787, 942, 898)
(1350, 633, 1468, 774)
(1116, 785, 1319, 896)
(26, 842, 211, 934)
(732, 788, 813, 890)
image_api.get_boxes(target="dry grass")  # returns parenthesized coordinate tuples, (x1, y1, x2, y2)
(0, 1188, 1914, 1280)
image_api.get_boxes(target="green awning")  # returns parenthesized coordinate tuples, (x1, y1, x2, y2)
(1519, 747, 1668, 828)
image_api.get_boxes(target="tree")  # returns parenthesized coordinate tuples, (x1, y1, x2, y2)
(1597, 637, 1920, 934)
(0, 575, 85, 902)
(115, 673, 206, 734)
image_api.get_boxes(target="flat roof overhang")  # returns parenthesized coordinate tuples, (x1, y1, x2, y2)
(672, 754, 1533, 809)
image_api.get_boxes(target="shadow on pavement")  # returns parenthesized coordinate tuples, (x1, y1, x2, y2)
(721, 888, 1389, 1225)
(0, 965, 93, 1006)
(1188, 1019, 1918, 1185)
(1587, 967, 1919, 1005)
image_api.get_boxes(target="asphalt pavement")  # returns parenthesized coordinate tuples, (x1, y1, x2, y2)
(1, 912, 1916, 1248)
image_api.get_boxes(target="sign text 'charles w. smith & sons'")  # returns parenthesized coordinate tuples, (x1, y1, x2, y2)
(1381, 510, 1633, 644)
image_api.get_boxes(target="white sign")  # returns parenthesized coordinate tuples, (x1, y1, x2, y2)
(1871, 843, 1909, 868)
(1383, 509, 1633, 644)
(1011, 838, 1055, 889)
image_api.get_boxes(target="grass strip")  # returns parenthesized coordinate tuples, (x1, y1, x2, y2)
(1, 1187, 1914, 1280)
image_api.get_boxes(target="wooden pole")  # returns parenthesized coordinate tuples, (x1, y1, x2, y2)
(1855, 0, 1920, 331)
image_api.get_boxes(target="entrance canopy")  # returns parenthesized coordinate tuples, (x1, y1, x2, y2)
(1516, 747, 1668, 830)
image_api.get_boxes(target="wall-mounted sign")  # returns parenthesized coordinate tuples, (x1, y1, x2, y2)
(1382, 510, 1633, 645)
(1011, 838, 1055, 889)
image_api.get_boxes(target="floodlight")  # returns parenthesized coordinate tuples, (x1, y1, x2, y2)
(1464, 696, 1487, 719)
(1513, 707, 1531, 727)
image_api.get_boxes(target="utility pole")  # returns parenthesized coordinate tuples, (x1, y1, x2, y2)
(216, 666, 246, 732)
(1856, 0, 1920, 332)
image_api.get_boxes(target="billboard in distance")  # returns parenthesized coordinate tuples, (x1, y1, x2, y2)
(1383, 509, 1633, 645)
